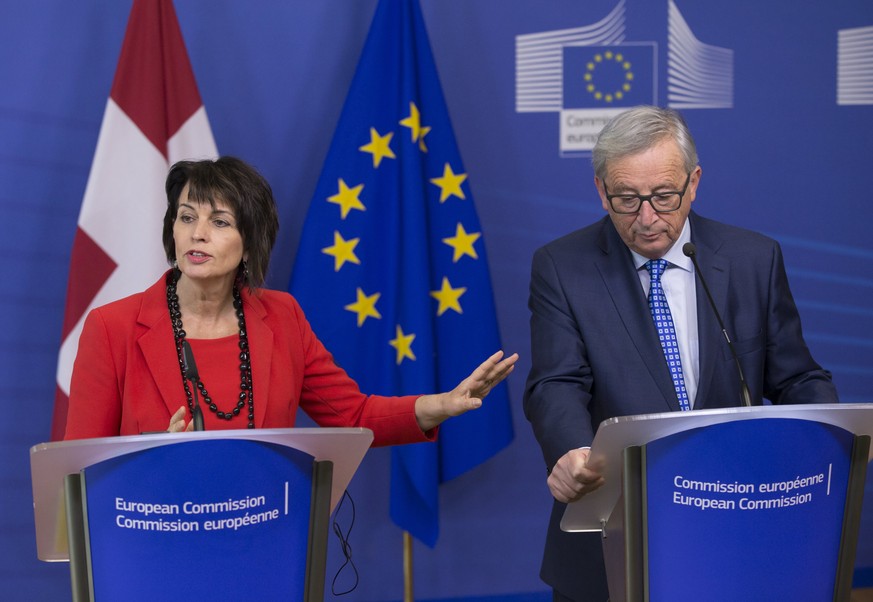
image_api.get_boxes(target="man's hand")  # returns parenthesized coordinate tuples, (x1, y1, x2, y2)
(547, 448, 604, 503)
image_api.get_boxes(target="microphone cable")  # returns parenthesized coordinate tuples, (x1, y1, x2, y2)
(683, 242, 752, 407)
(330, 489, 359, 596)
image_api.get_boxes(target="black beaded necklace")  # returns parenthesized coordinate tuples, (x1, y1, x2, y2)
(166, 270, 255, 428)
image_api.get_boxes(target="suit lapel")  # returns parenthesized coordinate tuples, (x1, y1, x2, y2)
(137, 275, 188, 418)
(689, 217, 731, 409)
(242, 290, 274, 429)
(593, 221, 679, 411)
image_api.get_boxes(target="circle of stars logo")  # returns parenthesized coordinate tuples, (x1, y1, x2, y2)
(584, 50, 634, 103)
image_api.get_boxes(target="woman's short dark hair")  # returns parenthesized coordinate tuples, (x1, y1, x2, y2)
(163, 156, 279, 290)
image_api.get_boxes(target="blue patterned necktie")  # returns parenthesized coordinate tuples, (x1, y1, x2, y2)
(645, 259, 691, 411)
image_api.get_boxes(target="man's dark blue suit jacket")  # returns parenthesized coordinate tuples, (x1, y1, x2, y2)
(524, 212, 838, 601)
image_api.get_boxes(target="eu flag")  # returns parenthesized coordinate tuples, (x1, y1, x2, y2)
(289, 0, 513, 546)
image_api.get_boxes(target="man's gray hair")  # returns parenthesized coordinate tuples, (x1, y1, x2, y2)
(591, 106, 698, 179)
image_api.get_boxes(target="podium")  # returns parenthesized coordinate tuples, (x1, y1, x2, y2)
(30, 428, 373, 602)
(560, 404, 873, 602)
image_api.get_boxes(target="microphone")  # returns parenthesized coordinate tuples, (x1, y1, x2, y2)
(181, 340, 206, 431)
(682, 242, 752, 407)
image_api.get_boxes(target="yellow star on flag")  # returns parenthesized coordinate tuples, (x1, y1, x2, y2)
(359, 127, 396, 168)
(327, 179, 365, 219)
(430, 276, 466, 316)
(389, 324, 416, 365)
(344, 287, 381, 326)
(399, 102, 431, 152)
(430, 163, 467, 203)
(399, 102, 423, 142)
(418, 125, 431, 152)
(321, 231, 361, 272)
(442, 222, 480, 262)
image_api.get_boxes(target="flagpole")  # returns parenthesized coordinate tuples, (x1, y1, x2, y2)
(403, 531, 414, 601)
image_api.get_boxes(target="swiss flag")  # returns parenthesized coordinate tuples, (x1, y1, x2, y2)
(51, 0, 217, 440)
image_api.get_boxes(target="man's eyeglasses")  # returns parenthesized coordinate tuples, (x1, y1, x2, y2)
(603, 172, 692, 214)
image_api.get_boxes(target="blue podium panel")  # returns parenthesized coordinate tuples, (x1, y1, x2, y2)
(645, 419, 855, 601)
(81, 439, 314, 601)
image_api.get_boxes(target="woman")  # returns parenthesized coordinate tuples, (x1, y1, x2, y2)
(64, 157, 517, 444)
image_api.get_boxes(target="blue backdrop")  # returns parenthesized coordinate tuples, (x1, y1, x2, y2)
(2, 1, 871, 600)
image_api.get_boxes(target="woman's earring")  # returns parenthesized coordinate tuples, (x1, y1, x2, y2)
(237, 260, 249, 286)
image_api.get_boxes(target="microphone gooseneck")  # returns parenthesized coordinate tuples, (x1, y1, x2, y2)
(682, 242, 753, 407)
(181, 339, 206, 431)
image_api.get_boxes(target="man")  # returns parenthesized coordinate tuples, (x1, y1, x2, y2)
(523, 106, 838, 601)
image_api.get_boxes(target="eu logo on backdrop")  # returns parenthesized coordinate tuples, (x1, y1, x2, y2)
(563, 45, 654, 108)
(560, 44, 656, 153)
